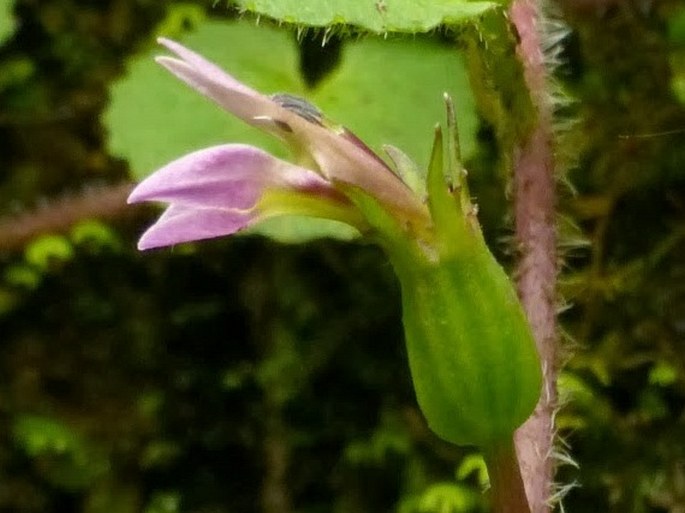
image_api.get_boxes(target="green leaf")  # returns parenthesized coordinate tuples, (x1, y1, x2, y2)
(232, 0, 501, 34)
(312, 35, 476, 171)
(107, 19, 478, 243)
(107, 23, 477, 180)
(107, 20, 303, 180)
(107, 20, 357, 242)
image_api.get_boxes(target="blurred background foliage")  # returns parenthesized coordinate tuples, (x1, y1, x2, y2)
(0, 1, 684, 512)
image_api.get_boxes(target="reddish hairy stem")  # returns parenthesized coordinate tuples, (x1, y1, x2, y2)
(512, 124, 557, 513)
(509, 1, 558, 512)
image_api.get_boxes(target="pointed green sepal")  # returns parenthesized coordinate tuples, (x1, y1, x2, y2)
(444, 93, 462, 188)
(426, 125, 465, 256)
(383, 144, 427, 199)
(444, 94, 474, 215)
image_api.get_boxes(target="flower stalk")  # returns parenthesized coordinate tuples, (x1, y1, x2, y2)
(486, 442, 531, 513)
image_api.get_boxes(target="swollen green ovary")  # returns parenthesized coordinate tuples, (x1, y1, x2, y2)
(398, 254, 542, 448)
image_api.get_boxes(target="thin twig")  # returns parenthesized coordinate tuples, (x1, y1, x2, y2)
(0, 182, 136, 252)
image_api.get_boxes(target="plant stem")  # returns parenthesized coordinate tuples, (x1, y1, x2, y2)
(486, 440, 531, 513)
(511, 123, 557, 513)
(509, 1, 558, 512)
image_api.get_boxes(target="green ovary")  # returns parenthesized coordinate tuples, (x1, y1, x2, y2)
(393, 242, 542, 448)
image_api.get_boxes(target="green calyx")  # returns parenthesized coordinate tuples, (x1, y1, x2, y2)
(350, 96, 542, 448)
(392, 240, 542, 447)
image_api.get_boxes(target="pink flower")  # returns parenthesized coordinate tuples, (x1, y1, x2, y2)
(128, 38, 430, 250)
(126, 40, 544, 452)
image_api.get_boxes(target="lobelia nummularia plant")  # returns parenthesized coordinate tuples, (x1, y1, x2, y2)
(128, 38, 542, 506)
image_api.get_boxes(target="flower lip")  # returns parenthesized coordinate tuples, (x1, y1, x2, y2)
(135, 203, 255, 250)
(128, 143, 363, 250)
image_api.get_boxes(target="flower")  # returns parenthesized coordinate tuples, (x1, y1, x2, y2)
(128, 38, 542, 449)
(128, 38, 430, 250)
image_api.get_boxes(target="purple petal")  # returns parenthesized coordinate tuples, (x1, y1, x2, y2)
(137, 203, 254, 250)
(157, 38, 258, 98)
(155, 38, 285, 132)
(128, 144, 341, 211)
